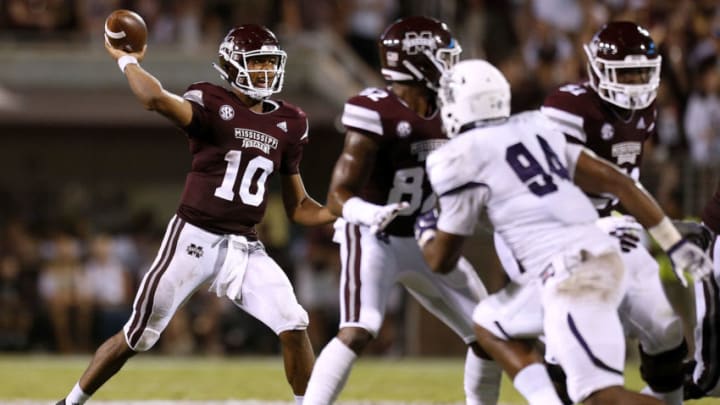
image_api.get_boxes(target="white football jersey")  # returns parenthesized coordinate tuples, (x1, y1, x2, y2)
(427, 111, 614, 282)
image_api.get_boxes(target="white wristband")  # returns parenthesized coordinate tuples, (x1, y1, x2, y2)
(118, 55, 139, 73)
(342, 197, 380, 227)
(648, 216, 682, 251)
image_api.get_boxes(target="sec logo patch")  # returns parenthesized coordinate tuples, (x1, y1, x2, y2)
(601, 123, 614, 140)
(219, 105, 235, 121)
(396, 121, 412, 138)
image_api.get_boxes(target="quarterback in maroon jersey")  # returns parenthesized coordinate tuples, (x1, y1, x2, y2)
(540, 21, 688, 404)
(56, 25, 335, 405)
(303, 16, 502, 405)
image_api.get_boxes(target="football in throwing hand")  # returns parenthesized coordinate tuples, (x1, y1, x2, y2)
(104, 9, 147, 53)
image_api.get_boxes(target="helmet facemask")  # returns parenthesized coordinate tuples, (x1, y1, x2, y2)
(435, 42, 462, 72)
(584, 43, 661, 110)
(403, 41, 462, 92)
(215, 42, 287, 100)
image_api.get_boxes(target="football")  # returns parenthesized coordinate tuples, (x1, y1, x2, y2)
(104, 9, 147, 53)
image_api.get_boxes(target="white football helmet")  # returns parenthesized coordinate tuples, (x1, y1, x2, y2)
(438, 59, 511, 138)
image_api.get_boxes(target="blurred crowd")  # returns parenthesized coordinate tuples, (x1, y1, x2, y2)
(2, 1, 720, 164)
(1, 0, 720, 355)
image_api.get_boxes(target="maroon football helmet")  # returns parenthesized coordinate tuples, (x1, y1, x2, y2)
(213, 24, 287, 99)
(378, 16, 462, 92)
(584, 21, 661, 110)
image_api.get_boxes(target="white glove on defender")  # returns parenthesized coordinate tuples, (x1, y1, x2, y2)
(595, 215, 642, 253)
(667, 240, 713, 287)
(342, 197, 410, 234)
(649, 217, 713, 287)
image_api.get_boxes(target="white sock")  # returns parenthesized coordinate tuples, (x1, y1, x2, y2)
(303, 338, 357, 405)
(513, 363, 564, 405)
(66, 382, 90, 405)
(641, 385, 683, 405)
(294, 394, 303, 405)
(464, 347, 501, 405)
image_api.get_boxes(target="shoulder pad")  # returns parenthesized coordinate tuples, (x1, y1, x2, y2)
(541, 85, 595, 143)
(341, 88, 394, 136)
(269, 100, 309, 141)
(274, 100, 307, 120)
(183, 82, 226, 108)
(426, 137, 481, 197)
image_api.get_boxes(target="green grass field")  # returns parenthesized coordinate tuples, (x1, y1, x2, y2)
(0, 354, 717, 404)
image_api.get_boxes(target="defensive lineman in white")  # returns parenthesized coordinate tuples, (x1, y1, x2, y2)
(418, 59, 713, 405)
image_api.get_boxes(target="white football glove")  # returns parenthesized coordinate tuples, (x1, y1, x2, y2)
(596, 215, 643, 253)
(369, 202, 410, 234)
(342, 197, 409, 235)
(667, 239, 713, 287)
(672, 220, 714, 253)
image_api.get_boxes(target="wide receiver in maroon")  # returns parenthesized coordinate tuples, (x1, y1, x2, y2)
(303, 16, 501, 405)
(57, 24, 335, 405)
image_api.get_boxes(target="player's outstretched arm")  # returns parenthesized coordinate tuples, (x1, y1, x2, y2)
(281, 174, 337, 226)
(573, 150, 663, 227)
(573, 150, 712, 286)
(104, 40, 192, 127)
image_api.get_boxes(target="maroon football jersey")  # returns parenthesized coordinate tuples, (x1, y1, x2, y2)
(177, 82, 308, 236)
(541, 82, 657, 216)
(341, 87, 447, 236)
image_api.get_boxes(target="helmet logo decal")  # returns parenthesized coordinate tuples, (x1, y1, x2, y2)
(220, 37, 235, 52)
(402, 31, 437, 54)
(396, 121, 412, 138)
(219, 105, 235, 121)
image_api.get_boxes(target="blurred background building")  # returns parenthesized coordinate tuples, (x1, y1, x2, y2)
(0, 0, 719, 357)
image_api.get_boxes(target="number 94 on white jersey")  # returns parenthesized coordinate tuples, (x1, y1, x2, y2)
(426, 111, 604, 279)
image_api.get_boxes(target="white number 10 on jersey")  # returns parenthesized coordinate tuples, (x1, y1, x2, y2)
(215, 150, 274, 207)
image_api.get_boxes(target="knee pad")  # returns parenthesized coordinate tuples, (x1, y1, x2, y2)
(640, 340, 688, 392)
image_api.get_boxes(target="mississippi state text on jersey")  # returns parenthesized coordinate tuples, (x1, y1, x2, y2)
(541, 82, 656, 215)
(180, 82, 308, 236)
(341, 87, 446, 236)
